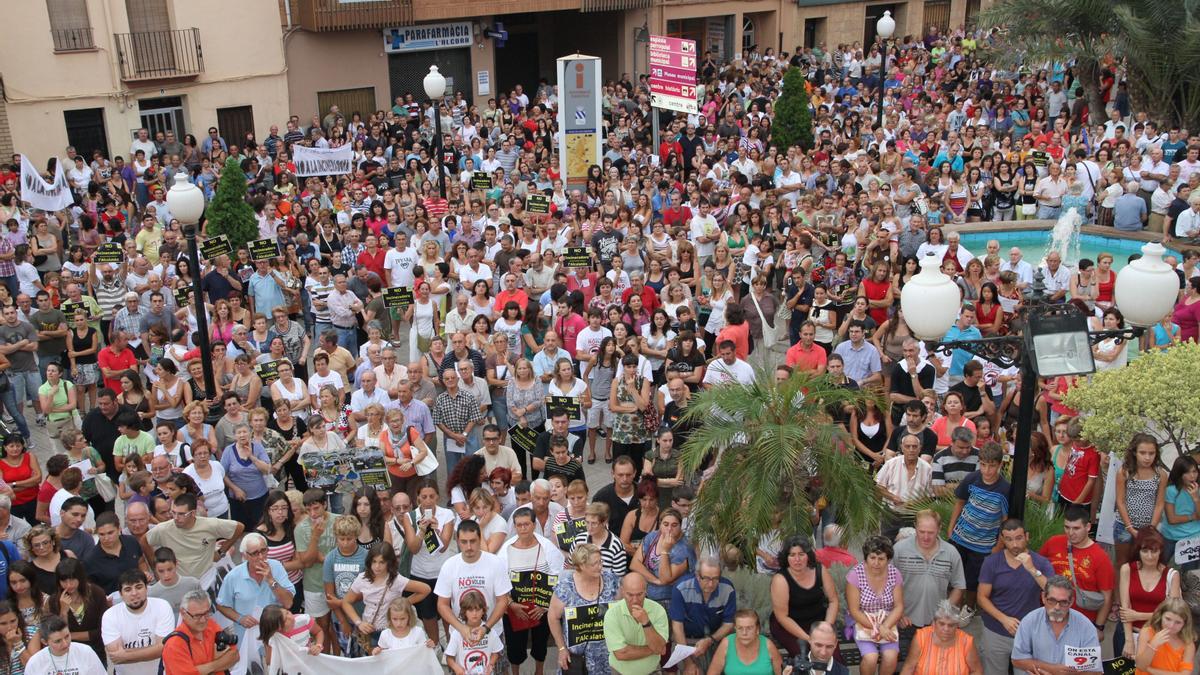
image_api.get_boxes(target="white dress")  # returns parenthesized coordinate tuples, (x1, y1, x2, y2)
(409, 298, 437, 361)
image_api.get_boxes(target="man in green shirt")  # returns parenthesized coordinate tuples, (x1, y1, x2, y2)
(293, 488, 339, 654)
(604, 574, 668, 675)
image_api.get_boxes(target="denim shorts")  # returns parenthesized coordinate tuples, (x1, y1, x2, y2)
(1113, 519, 1134, 544)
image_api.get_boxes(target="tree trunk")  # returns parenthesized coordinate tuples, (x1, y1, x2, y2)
(1074, 57, 1106, 126)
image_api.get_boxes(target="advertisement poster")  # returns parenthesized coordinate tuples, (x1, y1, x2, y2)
(556, 55, 601, 191)
(299, 446, 390, 494)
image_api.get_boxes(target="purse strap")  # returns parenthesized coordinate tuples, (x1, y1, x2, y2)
(1067, 542, 1077, 581)
(748, 286, 769, 329)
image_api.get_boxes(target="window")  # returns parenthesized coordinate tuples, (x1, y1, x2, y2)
(742, 17, 755, 53)
(46, 0, 94, 51)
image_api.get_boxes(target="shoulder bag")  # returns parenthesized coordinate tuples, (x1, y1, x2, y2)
(1068, 543, 1106, 611)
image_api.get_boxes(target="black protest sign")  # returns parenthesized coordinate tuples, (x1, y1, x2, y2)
(174, 287, 192, 308)
(544, 396, 582, 420)
(565, 602, 608, 647)
(200, 235, 234, 261)
(249, 238, 280, 261)
(509, 570, 557, 609)
(383, 286, 414, 309)
(554, 516, 586, 550)
(562, 247, 591, 268)
(255, 360, 280, 386)
(60, 300, 83, 320)
(509, 424, 539, 451)
(94, 242, 123, 263)
(526, 194, 550, 214)
(1103, 657, 1135, 675)
(471, 172, 493, 191)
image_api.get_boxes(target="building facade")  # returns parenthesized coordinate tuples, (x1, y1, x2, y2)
(281, 0, 988, 122)
(0, 0, 290, 164)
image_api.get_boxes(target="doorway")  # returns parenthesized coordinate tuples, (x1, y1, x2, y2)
(64, 108, 109, 160)
(138, 96, 185, 142)
(216, 106, 255, 150)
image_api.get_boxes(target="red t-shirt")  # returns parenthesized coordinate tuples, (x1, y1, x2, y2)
(36, 480, 57, 512)
(786, 341, 828, 372)
(1057, 443, 1100, 505)
(621, 285, 661, 314)
(1038, 535, 1115, 623)
(97, 345, 137, 394)
(716, 321, 751, 360)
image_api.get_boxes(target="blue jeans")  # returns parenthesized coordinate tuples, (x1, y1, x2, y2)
(334, 325, 358, 354)
(312, 321, 332, 344)
(0, 381, 30, 439)
(445, 448, 463, 476)
(10, 370, 40, 405)
(1037, 205, 1062, 220)
(38, 354, 62, 382)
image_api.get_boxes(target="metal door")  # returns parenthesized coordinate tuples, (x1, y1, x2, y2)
(316, 88, 377, 123)
(64, 108, 109, 160)
(217, 106, 255, 151)
(388, 48, 471, 107)
(923, 0, 952, 38)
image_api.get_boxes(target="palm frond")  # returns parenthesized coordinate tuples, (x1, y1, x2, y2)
(680, 365, 887, 559)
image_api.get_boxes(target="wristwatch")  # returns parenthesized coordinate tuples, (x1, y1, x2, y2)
(641, 621, 652, 628)
(269, 580, 279, 590)
(1031, 569, 1043, 578)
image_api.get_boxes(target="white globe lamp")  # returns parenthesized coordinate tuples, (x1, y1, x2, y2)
(423, 65, 446, 100)
(901, 254, 963, 340)
(165, 172, 204, 224)
(1115, 242, 1180, 327)
(877, 11, 896, 40)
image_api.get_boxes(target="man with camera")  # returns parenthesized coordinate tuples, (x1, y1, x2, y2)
(790, 622, 848, 675)
(161, 589, 240, 675)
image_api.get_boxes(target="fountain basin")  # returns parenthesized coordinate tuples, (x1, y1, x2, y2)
(949, 222, 1184, 271)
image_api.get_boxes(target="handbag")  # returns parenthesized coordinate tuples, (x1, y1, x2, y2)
(506, 544, 544, 632)
(354, 596, 385, 655)
(414, 437, 440, 477)
(1020, 203, 1037, 216)
(94, 473, 117, 502)
(638, 378, 660, 434)
(1068, 544, 1106, 611)
(748, 288, 781, 352)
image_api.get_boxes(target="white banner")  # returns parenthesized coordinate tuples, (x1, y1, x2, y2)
(20, 155, 74, 211)
(268, 634, 441, 675)
(292, 144, 354, 176)
(1095, 455, 1120, 546)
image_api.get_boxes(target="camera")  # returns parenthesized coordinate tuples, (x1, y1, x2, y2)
(215, 631, 238, 650)
(790, 644, 827, 673)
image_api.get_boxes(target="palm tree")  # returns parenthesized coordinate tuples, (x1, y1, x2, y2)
(976, 0, 1115, 124)
(678, 366, 888, 560)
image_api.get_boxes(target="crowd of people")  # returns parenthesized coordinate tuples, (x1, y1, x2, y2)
(0, 18, 1194, 675)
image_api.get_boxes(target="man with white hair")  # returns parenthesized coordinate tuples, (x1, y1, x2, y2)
(509, 478, 563, 540)
(1173, 192, 1200, 241)
(999, 247, 1034, 289)
(1113, 181, 1149, 231)
(215, 532, 295, 642)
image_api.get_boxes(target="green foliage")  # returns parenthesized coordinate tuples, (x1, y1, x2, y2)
(678, 366, 887, 560)
(903, 492, 1064, 552)
(771, 68, 814, 152)
(203, 157, 257, 250)
(1063, 342, 1200, 455)
(978, 0, 1200, 129)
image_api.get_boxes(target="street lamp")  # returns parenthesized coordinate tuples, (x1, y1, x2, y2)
(875, 10, 896, 132)
(165, 171, 216, 395)
(901, 242, 1178, 520)
(423, 65, 447, 200)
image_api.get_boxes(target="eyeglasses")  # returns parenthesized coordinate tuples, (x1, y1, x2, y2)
(181, 608, 213, 620)
(171, 509, 195, 519)
(244, 548, 268, 557)
(1045, 597, 1073, 607)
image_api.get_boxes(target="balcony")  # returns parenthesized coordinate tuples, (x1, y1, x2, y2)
(294, 0, 413, 31)
(50, 27, 95, 52)
(114, 28, 204, 82)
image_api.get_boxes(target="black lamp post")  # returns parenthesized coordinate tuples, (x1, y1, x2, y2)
(902, 244, 1178, 521)
(166, 173, 216, 395)
(424, 65, 448, 200)
(876, 10, 895, 132)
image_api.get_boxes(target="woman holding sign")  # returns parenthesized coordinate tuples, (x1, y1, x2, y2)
(500, 506, 565, 674)
(548, 543, 620, 675)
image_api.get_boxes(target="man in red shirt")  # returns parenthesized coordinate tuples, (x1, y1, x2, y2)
(1038, 506, 1115, 637)
(1056, 417, 1100, 508)
(785, 322, 827, 375)
(162, 589, 240, 675)
(620, 272, 661, 314)
(356, 233, 387, 280)
(97, 330, 137, 394)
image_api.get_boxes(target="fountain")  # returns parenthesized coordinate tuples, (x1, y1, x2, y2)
(1044, 207, 1085, 269)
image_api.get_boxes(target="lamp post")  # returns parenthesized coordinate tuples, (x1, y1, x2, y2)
(875, 10, 895, 132)
(165, 172, 216, 395)
(901, 243, 1178, 520)
(424, 65, 447, 200)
